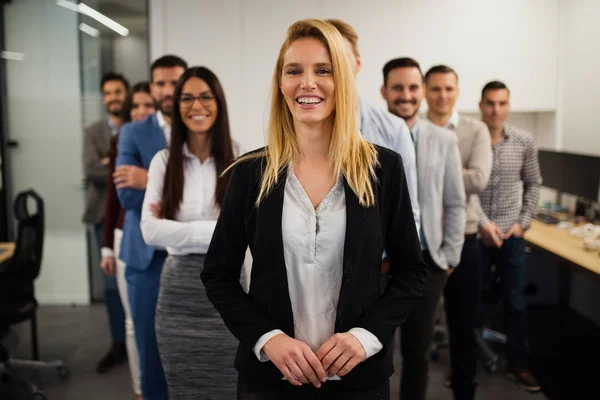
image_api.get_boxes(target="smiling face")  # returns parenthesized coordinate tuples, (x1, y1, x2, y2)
(130, 91, 156, 121)
(178, 77, 218, 134)
(425, 72, 459, 116)
(381, 66, 424, 122)
(279, 37, 335, 129)
(102, 79, 127, 117)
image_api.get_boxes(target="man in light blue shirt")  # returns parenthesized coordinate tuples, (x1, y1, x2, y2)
(326, 19, 420, 235)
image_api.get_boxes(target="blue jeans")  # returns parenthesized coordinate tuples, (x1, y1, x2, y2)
(479, 236, 529, 362)
(126, 256, 168, 400)
(94, 222, 126, 343)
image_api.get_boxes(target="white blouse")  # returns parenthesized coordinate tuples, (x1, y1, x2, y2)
(141, 143, 238, 255)
(253, 168, 383, 380)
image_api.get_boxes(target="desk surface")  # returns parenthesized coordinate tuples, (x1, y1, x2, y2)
(524, 220, 600, 275)
(0, 242, 15, 264)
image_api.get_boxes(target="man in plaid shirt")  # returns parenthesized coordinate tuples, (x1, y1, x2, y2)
(476, 81, 542, 393)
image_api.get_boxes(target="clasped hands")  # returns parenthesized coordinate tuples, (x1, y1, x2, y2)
(479, 222, 523, 248)
(263, 332, 367, 388)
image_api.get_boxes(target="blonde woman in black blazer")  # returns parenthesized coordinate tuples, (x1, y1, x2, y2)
(201, 19, 427, 400)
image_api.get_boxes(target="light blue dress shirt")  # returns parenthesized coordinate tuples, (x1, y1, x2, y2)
(359, 99, 420, 261)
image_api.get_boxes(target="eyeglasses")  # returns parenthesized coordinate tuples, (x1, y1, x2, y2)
(179, 94, 216, 108)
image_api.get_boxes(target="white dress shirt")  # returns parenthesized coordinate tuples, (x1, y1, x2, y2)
(141, 143, 239, 254)
(155, 111, 171, 146)
(445, 109, 460, 130)
(253, 168, 383, 380)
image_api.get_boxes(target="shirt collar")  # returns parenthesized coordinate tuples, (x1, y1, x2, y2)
(107, 117, 119, 136)
(446, 109, 460, 130)
(156, 111, 168, 131)
(409, 118, 420, 143)
(502, 124, 512, 139)
(182, 142, 214, 163)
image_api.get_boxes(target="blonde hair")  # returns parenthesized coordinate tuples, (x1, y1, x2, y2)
(235, 19, 378, 207)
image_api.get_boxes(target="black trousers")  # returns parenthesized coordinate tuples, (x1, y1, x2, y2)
(238, 377, 390, 400)
(444, 236, 482, 400)
(399, 250, 448, 400)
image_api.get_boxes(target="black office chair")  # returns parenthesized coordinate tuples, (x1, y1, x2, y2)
(0, 190, 69, 400)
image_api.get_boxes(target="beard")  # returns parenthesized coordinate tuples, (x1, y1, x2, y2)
(106, 100, 123, 117)
(159, 97, 174, 117)
(391, 99, 420, 120)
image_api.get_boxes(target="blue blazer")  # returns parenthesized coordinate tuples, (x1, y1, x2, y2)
(116, 113, 167, 270)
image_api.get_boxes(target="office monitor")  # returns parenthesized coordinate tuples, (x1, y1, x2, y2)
(537, 150, 600, 201)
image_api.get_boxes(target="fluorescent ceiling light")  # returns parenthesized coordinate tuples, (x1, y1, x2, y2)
(79, 22, 100, 38)
(78, 3, 129, 37)
(1, 51, 26, 61)
(56, 0, 78, 12)
(56, 0, 129, 37)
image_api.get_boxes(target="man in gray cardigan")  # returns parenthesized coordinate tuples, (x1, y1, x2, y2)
(425, 65, 493, 400)
(82, 72, 129, 373)
(381, 57, 466, 400)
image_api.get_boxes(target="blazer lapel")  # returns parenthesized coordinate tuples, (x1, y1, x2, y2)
(100, 120, 112, 154)
(417, 121, 432, 202)
(150, 113, 168, 155)
(256, 169, 295, 336)
(335, 178, 367, 328)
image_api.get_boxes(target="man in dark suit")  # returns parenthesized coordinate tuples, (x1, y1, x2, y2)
(115, 55, 187, 400)
(81, 72, 129, 373)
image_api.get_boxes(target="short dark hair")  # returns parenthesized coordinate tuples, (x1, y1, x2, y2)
(481, 80, 510, 99)
(382, 57, 423, 86)
(101, 72, 129, 92)
(424, 65, 459, 84)
(150, 55, 188, 82)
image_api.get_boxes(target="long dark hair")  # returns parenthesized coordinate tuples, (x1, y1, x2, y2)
(160, 66, 235, 220)
(110, 82, 153, 158)
(122, 81, 152, 123)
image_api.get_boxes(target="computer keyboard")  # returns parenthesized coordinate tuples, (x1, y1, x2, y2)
(533, 212, 561, 224)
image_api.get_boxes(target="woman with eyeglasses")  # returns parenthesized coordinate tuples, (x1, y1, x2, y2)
(201, 19, 427, 399)
(140, 66, 241, 398)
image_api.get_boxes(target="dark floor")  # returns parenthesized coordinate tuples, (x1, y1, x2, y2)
(1, 304, 549, 399)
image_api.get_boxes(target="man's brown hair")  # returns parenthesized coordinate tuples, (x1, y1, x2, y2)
(325, 19, 360, 58)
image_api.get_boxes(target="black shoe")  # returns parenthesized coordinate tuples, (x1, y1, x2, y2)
(96, 342, 127, 374)
(506, 363, 541, 393)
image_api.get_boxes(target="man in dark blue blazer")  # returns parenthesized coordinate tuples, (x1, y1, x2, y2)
(115, 55, 187, 400)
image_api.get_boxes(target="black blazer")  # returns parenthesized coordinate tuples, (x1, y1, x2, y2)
(201, 145, 427, 390)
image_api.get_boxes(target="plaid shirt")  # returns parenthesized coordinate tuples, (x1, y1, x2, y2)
(476, 124, 542, 232)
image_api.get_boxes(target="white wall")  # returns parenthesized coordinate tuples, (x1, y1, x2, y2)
(558, 0, 600, 156)
(150, 0, 559, 152)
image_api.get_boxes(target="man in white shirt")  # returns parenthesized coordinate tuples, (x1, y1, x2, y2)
(425, 65, 492, 400)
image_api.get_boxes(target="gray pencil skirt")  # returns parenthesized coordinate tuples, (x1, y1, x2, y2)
(155, 254, 238, 399)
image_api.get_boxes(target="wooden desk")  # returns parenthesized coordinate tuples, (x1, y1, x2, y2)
(524, 220, 600, 276)
(0, 242, 15, 274)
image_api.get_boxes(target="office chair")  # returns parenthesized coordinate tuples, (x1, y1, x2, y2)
(0, 190, 69, 400)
